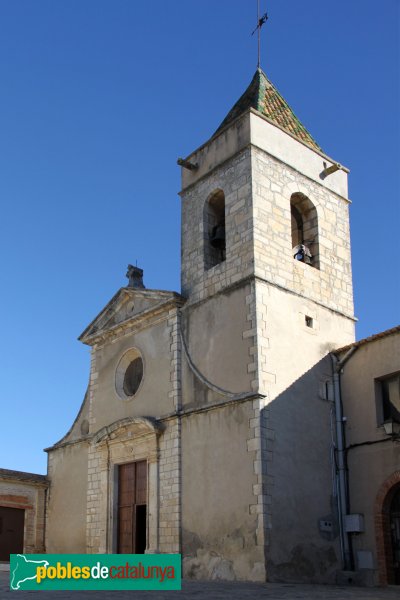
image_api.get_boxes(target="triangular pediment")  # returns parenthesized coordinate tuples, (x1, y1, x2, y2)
(79, 287, 185, 344)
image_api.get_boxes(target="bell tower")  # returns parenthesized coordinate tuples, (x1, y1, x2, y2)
(178, 68, 356, 582)
(180, 68, 354, 320)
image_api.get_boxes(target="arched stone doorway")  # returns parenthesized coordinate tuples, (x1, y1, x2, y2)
(87, 416, 163, 555)
(375, 471, 400, 585)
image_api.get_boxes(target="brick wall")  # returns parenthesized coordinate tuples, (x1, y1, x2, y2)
(0, 479, 47, 554)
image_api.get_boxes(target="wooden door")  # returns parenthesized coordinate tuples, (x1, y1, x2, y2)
(0, 507, 24, 561)
(390, 488, 400, 585)
(117, 461, 147, 554)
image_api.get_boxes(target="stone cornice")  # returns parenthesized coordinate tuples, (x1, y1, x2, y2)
(46, 417, 164, 452)
(183, 273, 356, 322)
(81, 295, 186, 347)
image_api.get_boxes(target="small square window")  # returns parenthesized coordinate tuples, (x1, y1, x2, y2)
(305, 316, 313, 328)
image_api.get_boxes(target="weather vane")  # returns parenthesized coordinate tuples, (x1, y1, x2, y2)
(251, 0, 268, 69)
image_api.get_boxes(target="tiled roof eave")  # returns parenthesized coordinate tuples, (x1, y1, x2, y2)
(334, 325, 400, 355)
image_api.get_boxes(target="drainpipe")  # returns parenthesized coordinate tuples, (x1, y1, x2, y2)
(330, 346, 358, 571)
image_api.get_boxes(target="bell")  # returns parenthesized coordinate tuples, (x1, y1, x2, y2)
(293, 244, 312, 264)
(210, 223, 226, 249)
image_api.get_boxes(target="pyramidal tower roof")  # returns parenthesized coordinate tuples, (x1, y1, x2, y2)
(214, 68, 321, 151)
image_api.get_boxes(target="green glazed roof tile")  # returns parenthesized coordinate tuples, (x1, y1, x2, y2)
(214, 68, 321, 151)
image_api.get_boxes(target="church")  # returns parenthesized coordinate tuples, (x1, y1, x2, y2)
(0, 65, 399, 586)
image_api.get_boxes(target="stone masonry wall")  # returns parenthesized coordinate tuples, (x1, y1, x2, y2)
(252, 146, 354, 317)
(181, 147, 254, 304)
(181, 143, 353, 318)
(86, 306, 181, 434)
(158, 417, 180, 553)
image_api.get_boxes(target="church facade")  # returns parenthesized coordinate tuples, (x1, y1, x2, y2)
(44, 68, 356, 582)
(1, 68, 399, 585)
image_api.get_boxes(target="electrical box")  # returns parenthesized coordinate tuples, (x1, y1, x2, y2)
(357, 550, 374, 569)
(319, 519, 333, 532)
(345, 513, 365, 533)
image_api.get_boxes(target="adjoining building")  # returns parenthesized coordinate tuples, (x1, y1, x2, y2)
(0, 66, 398, 586)
(335, 327, 400, 586)
(0, 469, 47, 562)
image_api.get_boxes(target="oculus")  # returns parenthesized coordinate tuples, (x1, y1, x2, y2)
(115, 348, 144, 400)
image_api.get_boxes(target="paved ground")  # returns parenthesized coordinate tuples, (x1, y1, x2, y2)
(1, 572, 399, 600)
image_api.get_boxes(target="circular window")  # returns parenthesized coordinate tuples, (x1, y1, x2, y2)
(123, 357, 143, 396)
(115, 348, 144, 400)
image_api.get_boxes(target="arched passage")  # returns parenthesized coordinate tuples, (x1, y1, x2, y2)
(375, 471, 400, 585)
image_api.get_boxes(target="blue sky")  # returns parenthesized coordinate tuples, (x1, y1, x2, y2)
(0, 1, 399, 474)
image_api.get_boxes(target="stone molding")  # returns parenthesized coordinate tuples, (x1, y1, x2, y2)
(80, 290, 185, 347)
(91, 417, 163, 445)
(86, 415, 180, 555)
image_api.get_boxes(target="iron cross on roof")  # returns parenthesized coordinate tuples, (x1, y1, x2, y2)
(251, 1, 268, 69)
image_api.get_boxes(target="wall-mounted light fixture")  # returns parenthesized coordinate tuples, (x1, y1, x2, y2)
(383, 419, 400, 439)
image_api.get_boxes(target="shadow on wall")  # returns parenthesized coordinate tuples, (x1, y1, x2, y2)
(259, 355, 341, 583)
(182, 354, 348, 584)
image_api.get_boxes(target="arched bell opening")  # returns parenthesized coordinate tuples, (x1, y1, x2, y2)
(204, 189, 226, 270)
(290, 192, 320, 269)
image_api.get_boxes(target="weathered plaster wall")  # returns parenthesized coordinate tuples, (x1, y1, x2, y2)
(254, 281, 354, 582)
(181, 401, 265, 581)
(89, 318, 175, 431)
(181, 284, 253, 399)
(342, 333, 400, 442)
(249, 111, 348, 198)
(182, 112, 250, 191)
(46, 442, 88, 553)
(55, 390, 90, 445)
